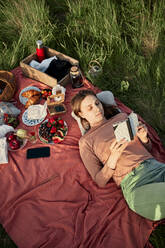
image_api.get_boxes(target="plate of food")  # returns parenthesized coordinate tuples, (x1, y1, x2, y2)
(19, 86, 41, 108)
(22, 109, 46, 126)
(38, 117, 68, 144)
(6, 131, 27, 151)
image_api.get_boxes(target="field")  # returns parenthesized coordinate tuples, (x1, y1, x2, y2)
(0, 0, 165, 247)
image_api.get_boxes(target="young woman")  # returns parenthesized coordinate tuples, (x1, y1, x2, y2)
(71, 89, 165, 221)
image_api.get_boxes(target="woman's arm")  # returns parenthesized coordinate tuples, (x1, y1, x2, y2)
(79, 138, 111, 187)
(94, 164, 115, 187)
(79, 138, 128, 187)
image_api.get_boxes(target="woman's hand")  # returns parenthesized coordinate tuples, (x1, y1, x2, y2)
(106, 139, 128, 170)
(136, 121, 149, 143)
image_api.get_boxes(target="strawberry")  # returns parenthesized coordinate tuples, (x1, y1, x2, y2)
(49, 117, 55, 124)
(58, 119, 64, 126)
(47, 122, 51, 128)
(53, 136, 64, 143)
(6, 132, 15, 141)
(52, 136, 63, 143)
(30, 132, 35, 136)
(50, 126, 57, 133)
(53, 137, 59, 144)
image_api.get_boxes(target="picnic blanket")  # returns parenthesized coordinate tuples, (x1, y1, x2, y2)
(0, 67, 165, 248)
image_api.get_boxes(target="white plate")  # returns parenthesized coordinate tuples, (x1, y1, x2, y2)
(19, 86, 41, 105)
(38, 119, 68, 144)
(22, 109, 46, 126)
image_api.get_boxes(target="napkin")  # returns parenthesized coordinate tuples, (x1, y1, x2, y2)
(29, 56, 57, 72)
(0, 124, 14, 138)
(0, 137, 8, 164)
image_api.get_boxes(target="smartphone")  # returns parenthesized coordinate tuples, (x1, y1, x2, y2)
(54, 104, 66, 112)
(26, 147, 50, 159)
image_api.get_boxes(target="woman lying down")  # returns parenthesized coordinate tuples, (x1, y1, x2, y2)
(71, 89, 165, 221)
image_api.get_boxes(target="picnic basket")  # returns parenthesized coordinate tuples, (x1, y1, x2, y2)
(0, 71, 16, 101)
(20, 47, 79, 88)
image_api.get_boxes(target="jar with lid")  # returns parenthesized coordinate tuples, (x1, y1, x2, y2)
(36, 40, 45, 63)
(70, 66, 84, 89)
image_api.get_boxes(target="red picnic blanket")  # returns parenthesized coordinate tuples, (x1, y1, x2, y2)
(0, 67, 165, 248)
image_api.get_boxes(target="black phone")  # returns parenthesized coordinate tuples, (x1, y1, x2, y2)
(54, 104, 66, 112)
(26, 147, 50, 159)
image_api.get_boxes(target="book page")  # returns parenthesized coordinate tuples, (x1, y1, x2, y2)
(113, 120, 132, 142)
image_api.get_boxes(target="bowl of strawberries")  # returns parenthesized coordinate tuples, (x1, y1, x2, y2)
(38, 116, 68, 144)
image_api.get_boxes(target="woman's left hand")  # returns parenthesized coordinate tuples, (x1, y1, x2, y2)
(136, 121, 149, 143)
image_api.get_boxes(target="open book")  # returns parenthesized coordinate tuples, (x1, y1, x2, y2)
(113, 112, 139, 142)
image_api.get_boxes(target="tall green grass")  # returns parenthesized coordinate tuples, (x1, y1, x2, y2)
(0, 0, 165, 247)
(0, 0, 56, 69)
(62, 0, 165, 141)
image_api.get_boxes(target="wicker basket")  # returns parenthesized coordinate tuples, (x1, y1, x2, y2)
(0, 71, 16, 101)
(20, 47, 79, 88)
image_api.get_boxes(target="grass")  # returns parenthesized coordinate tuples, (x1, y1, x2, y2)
(0, 0, 165, 247)
(0, 224, 17, 248)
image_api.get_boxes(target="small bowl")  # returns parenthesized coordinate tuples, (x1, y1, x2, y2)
(8, 135, 27, 151)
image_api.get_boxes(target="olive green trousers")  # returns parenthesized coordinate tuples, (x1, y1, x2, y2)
(120, 158, 165, 221)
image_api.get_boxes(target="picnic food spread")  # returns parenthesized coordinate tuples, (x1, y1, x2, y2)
(0, 82, 68, 162)
(0, 37, 84, 164)
(0, 44, 79, 163)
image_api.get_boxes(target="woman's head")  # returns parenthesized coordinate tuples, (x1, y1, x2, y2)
(71, 90, 119, 130)
(71, 90, 105, 128)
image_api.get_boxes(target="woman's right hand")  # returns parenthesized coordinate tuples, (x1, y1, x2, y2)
(106, 139, 128, 170)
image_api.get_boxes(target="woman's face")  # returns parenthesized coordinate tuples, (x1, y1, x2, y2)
(79, 95, 105, 127)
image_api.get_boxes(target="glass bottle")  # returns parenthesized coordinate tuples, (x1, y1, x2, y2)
(70, 66, 84, 89)
(36, 40, 45, 63)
